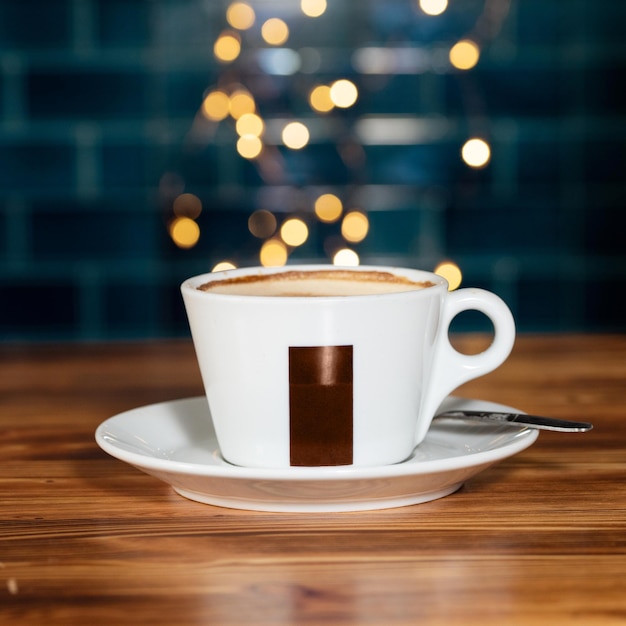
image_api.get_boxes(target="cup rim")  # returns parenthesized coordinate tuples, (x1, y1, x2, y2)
(181, 264, 449, 300)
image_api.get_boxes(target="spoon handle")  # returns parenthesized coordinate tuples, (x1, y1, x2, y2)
(435, 410, 593, 432)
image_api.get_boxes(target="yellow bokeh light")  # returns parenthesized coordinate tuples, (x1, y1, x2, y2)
(213, 31, 241, 63)
(173, 193, 202, 219)
(280, 218, 309, 247)
(281, 121, 310, 149)
(169, 217, 200, 249)
(201, 90, 230, 121)
(236, 134, 263, 159)
(309, 85, 334, 113)
(212, 261, 237, 272)
(341, 211, 369, 243)
(301, 0, 327, 18)
(226, 2, 255, 30)
(330, 79, 358, 108)
(260, 239, 288, 267)
(261, 18, 289, 46)
(229, 89, 256, 119)
(449, 39, 480, 70)
(236, 113, 264, 137)
(462, 137, 491, 168)
(434, 261, 462, 291)
(333, 248, 360, 266)
(419, 0, 448, 16)
(248, 209, 277, 239)
(314, 193, 343, 223)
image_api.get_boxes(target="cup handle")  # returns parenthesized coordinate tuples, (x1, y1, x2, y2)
(415, 288, 516, 445)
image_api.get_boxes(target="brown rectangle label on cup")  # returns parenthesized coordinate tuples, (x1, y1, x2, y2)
(289, 346, 353, 466)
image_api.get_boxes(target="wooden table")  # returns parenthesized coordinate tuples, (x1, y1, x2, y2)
(1, 335, 625, 625)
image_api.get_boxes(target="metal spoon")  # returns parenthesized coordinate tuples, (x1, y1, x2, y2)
(434, 410, 593, 432)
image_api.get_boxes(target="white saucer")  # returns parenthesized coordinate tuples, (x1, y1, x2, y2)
(95, 396, 538, 513)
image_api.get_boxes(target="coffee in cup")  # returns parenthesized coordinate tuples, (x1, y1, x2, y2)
(197, 268, 435, 297)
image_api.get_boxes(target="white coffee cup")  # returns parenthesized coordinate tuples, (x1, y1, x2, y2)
(181, 265, 515, 469)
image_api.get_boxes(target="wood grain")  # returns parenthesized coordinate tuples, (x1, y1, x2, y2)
(1, 335, 625, 625)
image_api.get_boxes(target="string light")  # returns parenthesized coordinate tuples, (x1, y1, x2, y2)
(281, 121, 310, 149)
(229, 89, 256, 119)
(301, 0, 327, 18)
(341, 211, 369, 243)
(169, 217, 200, 249)
(314, 193, 343, 223)
(260, 239, 288, 266)
(236, 113, 264, 137)
(419, 0, 448, 16)
(261, 18, 289, 46)
(173, 193, 202, 219)
(248, 210, 277, 239)
(213, 31, 241, 63)
(226, 2, 255, 30)
(462, 137, 491, 168)
(309, 85, 334, 113)
(236, 134, 263, 159)
(212, 261, 237, 272)
(333, 248, 360, 266)
(449, 40, 480, 70)
(434, 261, 462, 290)
(330, 79, 358, 108)
(280, 218, 309, 247)
(202, 90, 230, 121)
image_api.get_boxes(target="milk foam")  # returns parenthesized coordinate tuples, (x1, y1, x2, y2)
(199, 270, 433, 297)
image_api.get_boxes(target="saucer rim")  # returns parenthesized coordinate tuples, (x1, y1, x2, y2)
(95, 396, 539, 482)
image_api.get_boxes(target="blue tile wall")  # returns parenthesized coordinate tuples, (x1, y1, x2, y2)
(97, 1, 153, 47)
(0, 1, 71, 49)
(1, 143, 75, 191)
(28, 70, 150, 119)
(1, 0, 625, 340)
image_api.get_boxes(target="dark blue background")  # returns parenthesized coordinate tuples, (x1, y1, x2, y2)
(1, 0, 624, 340)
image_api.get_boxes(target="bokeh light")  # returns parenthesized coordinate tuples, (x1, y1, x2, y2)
(248, 209, 277, 238)
(419, 0, 448, 16)
(449, 39, 480, 70)
(281, 121, 310, 149)
(226, 2, 255, 30)
(301, 0, 327, 18)
(260, 239, 288, 266)
(236, 134, 263, 159)
(314, 193, 343, 223)
(434, 261, 463, 291)
(330, 79, 359, 108)
(213, 31, 241, 63)
(309, 85, 334, 113)
(462, 137, 491, 168)
(352, 47, 396, 74)
(341, 211, 369, 243)
(202, 90, 230, 121)
(261, 18, 289, 46)
(280, 218, 309, 247)
(229, 89, 256, 119)
(173, 193, 202, 219)
(169, 217, 200, 249)
(212, 261, 237, 272)
(257, 48, 301, 75)
(333, 248, 360, 266)
(199, 1, 500, 269)
(236, 112, 264, 137)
